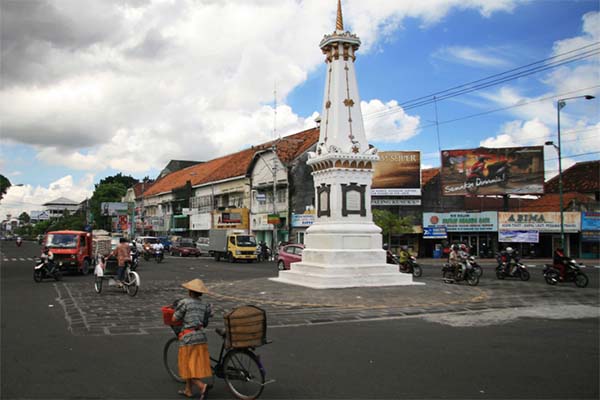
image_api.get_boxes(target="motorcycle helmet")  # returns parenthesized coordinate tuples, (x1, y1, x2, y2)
(460, 244, 468, 251)
(506, 247, 513, 254)
(383, 243, 389, 250)
(401, 245, 408, 251)
(451, 244, 459, 251)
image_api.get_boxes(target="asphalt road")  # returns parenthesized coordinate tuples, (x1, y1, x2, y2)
(1, 240, 598, 399)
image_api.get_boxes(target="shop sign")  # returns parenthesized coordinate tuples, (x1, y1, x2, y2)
(291, 214, 315, 227)
(423, 226, 447, 239)
(581, 212, 600, 231)
(371, 198, 421, 206)
(190, 213, 211, 230)
(498, 212, 580, 232)
(582, 231, 600, 242)
(267, 214, 280, 225)
(499, 230, 539, 243)
(423, 212, 497, 232)
(214, 208, 249, 230)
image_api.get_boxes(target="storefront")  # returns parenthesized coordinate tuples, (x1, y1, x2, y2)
(250, 212, 288, 248)
(422, 211, 498, 258)
(498, 212, 581, 257)
(290, 213, 315, 244)
(581, 212, 600, 259)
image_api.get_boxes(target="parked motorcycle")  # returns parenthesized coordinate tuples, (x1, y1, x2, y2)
(543, 258, 588, 288)
(442, 262, 479, 286)
(496, 257, 530, 281)
(33, 257, 62, 282)
(466, 157, 510, 194)
(399, 255, 423, 277)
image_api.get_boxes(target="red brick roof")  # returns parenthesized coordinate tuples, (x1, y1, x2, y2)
(545, 160, 599, 194)
(421, 168, 439, 188)
(133, 181, 153, 198)
(516, 192, 594, 212)
(144, 128, 319, 197)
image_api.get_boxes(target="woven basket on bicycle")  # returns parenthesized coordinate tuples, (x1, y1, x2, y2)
(223, 305, 267, 349)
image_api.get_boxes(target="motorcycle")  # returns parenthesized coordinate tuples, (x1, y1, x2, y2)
(154, 248, 164, 263)
(442, 262, 479, 286)
(130, 248, 139, 271)
(466, 157, 510, 194)
(16, 238, 23, 247)
(496, 257, 530, 281)
(465, 255, 483, 277)
(543, 258, 588, 288)
(399, 255, 423, 277)
(33, 257, 62, 282)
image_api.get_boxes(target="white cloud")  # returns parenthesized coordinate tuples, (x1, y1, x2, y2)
(0, 174, 94, 218)
(432, 46, 511, 68)
(0, 0, 520, 177)
(363, 99, 421, 143)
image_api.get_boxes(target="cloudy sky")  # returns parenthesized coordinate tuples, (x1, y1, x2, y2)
(1, 0, 599, 217)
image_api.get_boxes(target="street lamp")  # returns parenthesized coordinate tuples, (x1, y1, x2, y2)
(546, 94, 595, 251)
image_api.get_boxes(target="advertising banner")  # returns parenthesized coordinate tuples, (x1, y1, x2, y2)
(372, 151, 421, 196)
(499, 230, 540, 243)
(581, 211, 600, 231)
(498, 212, 580, 232)
(214, 208, 249, 230)
(101, 202, 130, 216)
(371, 198, 421, 206)
(423, 212, 498, 232)
(190, 213, 211, 230)
(440, 146, 544, 196)
(291, 214, 315, 227)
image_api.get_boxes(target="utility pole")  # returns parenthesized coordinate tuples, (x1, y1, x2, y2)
(271, 83, 278, 254)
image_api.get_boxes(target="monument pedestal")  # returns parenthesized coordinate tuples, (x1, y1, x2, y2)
(272, 222, 420, 289)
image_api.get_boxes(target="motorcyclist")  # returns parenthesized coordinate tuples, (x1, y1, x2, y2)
(504, 247, 519, 276)
(448, 244, 462, 278)
(259, 241, 270, 262)
(16, 236, 22, 246)
(40, 246, 55, 272)
(152, 241, 165, 258)
(129, 242, 139, 266)
(398, 245, 410, 271)
(383, 244, 396, 264)
(553, 247, 567, 281)
(470, 156, 488, 176)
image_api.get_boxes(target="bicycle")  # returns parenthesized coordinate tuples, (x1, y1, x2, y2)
(94, 256, 140, 296)
(162, 305, 272, 400)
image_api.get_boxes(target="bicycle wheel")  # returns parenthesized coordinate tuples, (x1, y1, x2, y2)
(94, 276, 103, 293)
(125, 272, 139, 297)
(163, 337, 184, 383)
(223, 349, 265, 400)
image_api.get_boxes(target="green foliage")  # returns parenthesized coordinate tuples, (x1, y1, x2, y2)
(97, 173, 138, 190)
(0, 174, 11, 200)
(18, 212, 30, 223)
(89, 181, 129, 230)
(372, 209, 413, 245)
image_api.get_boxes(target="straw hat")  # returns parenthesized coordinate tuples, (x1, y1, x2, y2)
(182, 279, 209, 294)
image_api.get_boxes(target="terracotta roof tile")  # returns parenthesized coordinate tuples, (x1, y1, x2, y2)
(517, 192, 594, 212)
(421, 168, 439, 188)
(144, 128, 319, 197)
(545, 160, 599, 193)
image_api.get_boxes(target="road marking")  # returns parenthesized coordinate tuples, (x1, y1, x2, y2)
(11, 258, 17, 261)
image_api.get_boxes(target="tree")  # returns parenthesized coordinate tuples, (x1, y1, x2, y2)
(18, 212, 30, 224)
(372, 209, 414, 246)
(0, 174, 10, 200)
(98, 173, 138, 190)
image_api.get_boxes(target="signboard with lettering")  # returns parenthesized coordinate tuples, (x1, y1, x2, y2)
(291, 214, 315, 227)
(214, 208, 249, 230)
(440, 146, 544, 196)
(581, 212, 600, 231)
(190, 213, 211, 230)
(498, 212, 581, 232)
(499, 230, 540, 243)
(372, 151, 421, 196)
(423, 226, 447, 239)
(371, 198, 421, 206)
(101, 202, 130, 216)
(423, 212, 498, 232)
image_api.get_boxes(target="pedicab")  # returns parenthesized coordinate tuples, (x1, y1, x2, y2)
(94, 255, 140, 296)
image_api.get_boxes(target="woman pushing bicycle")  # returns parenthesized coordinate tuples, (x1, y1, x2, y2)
(172, 279, 213, 399)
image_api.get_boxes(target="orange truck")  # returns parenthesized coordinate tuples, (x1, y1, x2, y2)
(43, 230, 95, 274)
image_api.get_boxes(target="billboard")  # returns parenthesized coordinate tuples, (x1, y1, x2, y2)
(423, 212, 498, 232)
(498, 212, 581, 233)
(101, 202, 129, 216)
(440, 146, 544, 196)
(372, 151, 421, 196)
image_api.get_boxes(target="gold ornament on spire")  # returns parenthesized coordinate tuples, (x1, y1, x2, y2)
(336, 0, 344, 31)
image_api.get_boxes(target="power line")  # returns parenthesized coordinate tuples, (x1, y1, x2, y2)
(364, 42, 600, 121)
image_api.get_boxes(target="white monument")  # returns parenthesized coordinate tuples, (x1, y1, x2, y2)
(274, 1, 416, 288)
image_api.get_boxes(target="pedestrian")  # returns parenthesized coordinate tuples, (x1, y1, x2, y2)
(110, 238, 131, 285)
(172, 279, 213, 399)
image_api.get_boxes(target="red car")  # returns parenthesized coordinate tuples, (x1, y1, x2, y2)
(276, 244, 304, 270)
(170, 239, 201, 257)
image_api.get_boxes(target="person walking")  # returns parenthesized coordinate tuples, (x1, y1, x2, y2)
(172, 279, 213, 399)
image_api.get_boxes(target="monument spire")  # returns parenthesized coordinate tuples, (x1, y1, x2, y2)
(273, 0, 417, 289)
(336, 0, 343, 31)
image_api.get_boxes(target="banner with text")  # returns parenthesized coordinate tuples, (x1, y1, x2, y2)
(499, 230, 540, 243)
(423, 211, 498, 232)
(372, 151, 421, 196)
(440, 146, 544, 196)
(498, 212, 581, 232)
